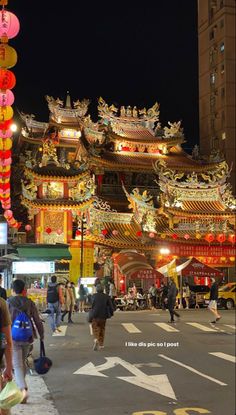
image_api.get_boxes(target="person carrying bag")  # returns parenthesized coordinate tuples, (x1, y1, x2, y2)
(34, 340, 52, 375)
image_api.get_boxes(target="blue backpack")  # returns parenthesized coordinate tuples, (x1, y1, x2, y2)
(11, 311, 33, 342)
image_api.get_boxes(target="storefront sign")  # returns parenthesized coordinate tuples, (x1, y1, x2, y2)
(0, 222, 7, 245)
(12, 261, 55, 274)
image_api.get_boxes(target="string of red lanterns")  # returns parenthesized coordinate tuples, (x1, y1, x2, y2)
(0, 4, 20, 228)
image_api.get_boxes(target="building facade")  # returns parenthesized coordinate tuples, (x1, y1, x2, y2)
(198, 0, 236, 192)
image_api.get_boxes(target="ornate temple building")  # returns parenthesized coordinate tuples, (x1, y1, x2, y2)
(11, 93, 235, 284)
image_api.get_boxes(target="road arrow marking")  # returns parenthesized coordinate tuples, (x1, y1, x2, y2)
(73, 357, 176, 400)
(118, 374, 176, 399)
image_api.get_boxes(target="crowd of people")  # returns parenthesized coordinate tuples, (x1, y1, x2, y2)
(0, 273, 221, 412)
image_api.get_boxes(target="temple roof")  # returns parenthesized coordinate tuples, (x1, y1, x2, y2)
(21, 197, 94, 211)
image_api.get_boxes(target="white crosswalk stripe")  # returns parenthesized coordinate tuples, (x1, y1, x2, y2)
(154, 323, 179, 332)
(209, 352, 236, 363)
(52, 325, 67, 336)
(186, 322, 216, 332)
(224, 324, 236, 330)
(122, 323, 141, 333)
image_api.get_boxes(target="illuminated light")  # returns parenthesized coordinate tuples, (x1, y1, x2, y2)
(159, 248, 170, 255)
(10, 123, 17, 132)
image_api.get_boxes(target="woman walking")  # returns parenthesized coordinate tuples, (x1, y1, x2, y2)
(78, 283, 87, 312)
(61, 281, 76, 323)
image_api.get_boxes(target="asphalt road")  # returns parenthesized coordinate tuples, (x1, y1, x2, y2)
(13, 308, 236, 415)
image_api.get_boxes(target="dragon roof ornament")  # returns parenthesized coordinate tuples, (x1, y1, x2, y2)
(20, 112, 48, 131)
(98, 97, 160, 125)
(45, 95, 90, 120)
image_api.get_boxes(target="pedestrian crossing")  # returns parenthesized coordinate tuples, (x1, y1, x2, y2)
(121, 321, 235, 334)
(209, 352, 236, 363)
(52, 325, 67, 336)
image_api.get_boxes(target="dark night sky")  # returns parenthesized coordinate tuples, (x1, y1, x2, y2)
(10, 0, 199, 150)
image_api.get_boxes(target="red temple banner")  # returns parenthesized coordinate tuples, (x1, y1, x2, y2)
(166, 243, 236, 257)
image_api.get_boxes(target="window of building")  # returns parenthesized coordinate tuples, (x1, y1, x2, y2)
(222, 132, 226, 140)
(210, 72, 216, 85)
(220, 42, 225, 52)
(209, 29, 215, 40)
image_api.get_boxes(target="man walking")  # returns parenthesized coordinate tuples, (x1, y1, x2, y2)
(167, 278, 180, 323)
(46, 275, 64, 334)
(208, 277, 221, 323)
(7, 279, 44, 404)
(90, 284, 114, 351)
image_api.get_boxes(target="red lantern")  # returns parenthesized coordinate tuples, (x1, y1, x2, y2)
(184, 233, 190, 240)
(101, 229, 108, 235)
(0, 119, 13, 130)
(136, 231, 142, 237)
(0, 69, 16, 90)
(149, 232, 155, 238)
(57, 229, 63, 235)
(205, 233, 215, 243)
(45, 227, 52, 234)
(75, 230, 81, 236)
(228, 234, 236, 244)
(216, 234, 226, 244)
(172, 233, 178, 240)
(25, 224, 32, 232)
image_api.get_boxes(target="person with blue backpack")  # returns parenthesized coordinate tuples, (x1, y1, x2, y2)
(7, 279, 44, 404)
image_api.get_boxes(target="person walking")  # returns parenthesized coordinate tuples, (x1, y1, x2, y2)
(46, 275, 64, 334)
(167, 278, 180, 323)
(0, 275, 7, 301)
(208, 277, 221, 323)
(108, 279, 117, 309)
(0, 296, 13, 415)
(78, 283, 87, 313)
(89, 284, 114, 351)
(182, 283, 190, 309)
(7, 279, 44, 404)
(61, 281, 76, 323)
(148, 284, 157, 309)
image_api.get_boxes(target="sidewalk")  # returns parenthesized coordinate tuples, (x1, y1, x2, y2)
(11, 375, 59, 415)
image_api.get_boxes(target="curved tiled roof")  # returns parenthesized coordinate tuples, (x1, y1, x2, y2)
(21, 197, 94, 210)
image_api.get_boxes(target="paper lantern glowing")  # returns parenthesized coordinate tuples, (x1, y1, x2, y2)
(25, 224, 32, 232)
(228, 234, 236, 244)
(0, 119, 13, 130)
(136, 231, 142, 237)
(0, 106, 14, 121)
(112, 229, 119, 236)
(172, 233, 178, 240)
(3, 209, 12, 219)
(149, 232, 155, 238)
(184, 234, 190, 240)
(0, 129, 13, 138)
(101, 229, 108, 235)
(160, 233, 166, 239)
(75, 230, 81, 236)
(0, 44, 17, 68)
(124, 230, 130, 236)
(0, 10, 20, 39)
(36, 226, 42, 232)
(195, 233, 202, 240)
(0, 69, 16, 89)
(205, 233, 215, 243)
(0, 90, 14, 106)
(45, 227, 52, 234)
(57, 229, 63, 235)
(216, 234, 226, 244)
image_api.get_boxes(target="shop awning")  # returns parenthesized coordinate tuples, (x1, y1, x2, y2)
(16, 244, 72, 261)
(176, 257, 223, 278)
(115, 251, 163, 279)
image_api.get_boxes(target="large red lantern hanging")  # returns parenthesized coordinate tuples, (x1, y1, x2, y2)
(45, 227, 52, 234)
(0, 68, 16, 89)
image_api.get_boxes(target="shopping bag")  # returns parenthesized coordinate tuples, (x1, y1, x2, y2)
(34, 340, 52, 375)
(0, 380, 23, 410)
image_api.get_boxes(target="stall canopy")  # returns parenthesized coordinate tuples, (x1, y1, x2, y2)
(176, 257, 223, 278)
(16, 244, 72, 261)
(115, 251, 164, 279)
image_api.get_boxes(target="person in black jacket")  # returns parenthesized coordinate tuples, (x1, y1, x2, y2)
(167, 279, 180, 323)
(208, 278, 221, 323)
(90, 284, 114, 351)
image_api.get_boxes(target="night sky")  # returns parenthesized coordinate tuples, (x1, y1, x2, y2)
(10, 0, 199, 150)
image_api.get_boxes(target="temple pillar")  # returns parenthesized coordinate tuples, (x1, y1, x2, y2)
(67, 210, 73, 243)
